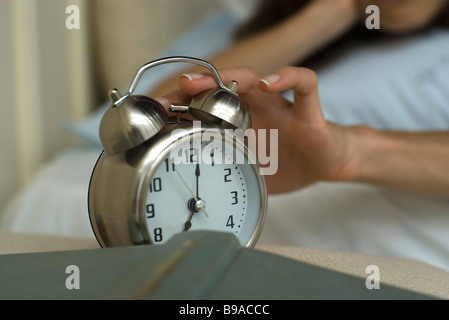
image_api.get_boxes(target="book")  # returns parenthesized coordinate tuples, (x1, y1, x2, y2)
(0, 230, 435, 300)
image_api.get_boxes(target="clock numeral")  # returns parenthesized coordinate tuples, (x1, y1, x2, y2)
(153, 227, 163, 242)
(224, 168, 232, 182)
(146, 204, 155, 218)
(226, 215, 235, 228)
(231, 191, 238, 205)
(149, 177, 162, 193)
(165, 158, 175, 172)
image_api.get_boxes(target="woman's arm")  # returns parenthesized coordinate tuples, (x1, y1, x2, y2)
(350, 127, 449, 198)
(162, 65, 449, 198)
(149, 0, 359, 97)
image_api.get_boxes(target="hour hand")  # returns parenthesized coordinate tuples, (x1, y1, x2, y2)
(174, 166, 209, 217)
(183, 211, 194, 232)
(195, 163, 200, 200)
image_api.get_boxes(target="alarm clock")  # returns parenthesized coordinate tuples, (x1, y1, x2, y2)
(88, 56, 267, 248)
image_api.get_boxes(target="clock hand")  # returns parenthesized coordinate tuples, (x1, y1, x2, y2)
(195, 163, 200, 200)
(183, 195, 208, 231)
(174, 167, 209, 217)
(182, 165, 205, 231)
(183, 210, 194, 232)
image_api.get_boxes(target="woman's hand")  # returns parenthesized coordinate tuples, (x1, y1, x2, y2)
(161, 66, 361, 194)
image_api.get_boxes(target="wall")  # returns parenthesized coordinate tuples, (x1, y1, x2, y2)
(89, 0, 221, 99)
(0, 0, 19, 210)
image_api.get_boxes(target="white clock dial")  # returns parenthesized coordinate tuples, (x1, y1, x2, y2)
(145, 138, 261, 246)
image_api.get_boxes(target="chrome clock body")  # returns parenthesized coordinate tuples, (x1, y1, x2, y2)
(88, 121, 267, 247)
(88, 56, 267, 248)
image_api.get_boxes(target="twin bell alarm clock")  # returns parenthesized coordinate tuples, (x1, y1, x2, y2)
(88, 56, 267, 248)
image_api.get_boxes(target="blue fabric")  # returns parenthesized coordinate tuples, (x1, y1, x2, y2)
(315, 28, 449, 131)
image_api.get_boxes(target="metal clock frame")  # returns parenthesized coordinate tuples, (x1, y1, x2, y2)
(88, 121, 267, 248)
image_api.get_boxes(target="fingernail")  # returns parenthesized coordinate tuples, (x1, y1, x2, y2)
(260, 74, 280, 87)
(154, 97, 169, 106)
(180, 73, 204, 81)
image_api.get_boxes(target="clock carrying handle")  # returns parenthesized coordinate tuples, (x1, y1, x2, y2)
(113, 56, 231, 106)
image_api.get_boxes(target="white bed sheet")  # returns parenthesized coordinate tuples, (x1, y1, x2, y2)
(1, 147, 100, 240)
(2, 145, 449, 272)
(2, 7, 449, 272)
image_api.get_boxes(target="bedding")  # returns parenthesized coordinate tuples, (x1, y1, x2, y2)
(2, 6, 449, 273)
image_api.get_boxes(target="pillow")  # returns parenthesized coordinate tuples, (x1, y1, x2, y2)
(325, 29, 449, 130)
(285, 28, 449, 131)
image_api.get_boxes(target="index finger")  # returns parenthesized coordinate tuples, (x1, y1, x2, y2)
(178, 65, 262, 96)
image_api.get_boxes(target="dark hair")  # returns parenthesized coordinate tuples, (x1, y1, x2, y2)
(235, 0, 449, 67)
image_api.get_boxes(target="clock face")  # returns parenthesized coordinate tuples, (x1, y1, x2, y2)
(145, 137, 263, 246)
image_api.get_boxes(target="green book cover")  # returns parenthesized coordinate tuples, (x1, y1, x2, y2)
(0, 231, 436, 300)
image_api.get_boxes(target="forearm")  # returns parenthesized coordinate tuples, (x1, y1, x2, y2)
(349, 126, 449, 198)
(149, 0, 358, 97)
(211, 0, 358, 75)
